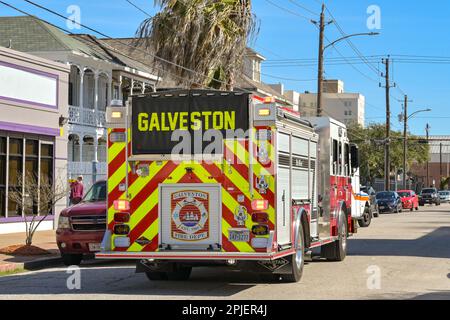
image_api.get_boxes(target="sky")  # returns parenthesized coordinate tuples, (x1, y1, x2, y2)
(1, 0, 450, 135)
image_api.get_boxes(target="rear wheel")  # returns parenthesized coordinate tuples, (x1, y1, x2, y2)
(61, 253, 83, 266)
(321, 212, 347, 261)
(283, 222, 305, 283)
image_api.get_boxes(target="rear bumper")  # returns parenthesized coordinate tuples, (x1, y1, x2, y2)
(96, 250, 295, 261)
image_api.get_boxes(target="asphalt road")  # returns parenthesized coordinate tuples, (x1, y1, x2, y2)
(1, 204, 449, 300)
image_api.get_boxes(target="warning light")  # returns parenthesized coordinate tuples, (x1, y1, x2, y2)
(114, 212, 130, 223)
(264, 97, 275, 103)
(114, 224, 130, 235)
(251, 200, 269, 211)
(258, 108, 271, 117)
(111, 111, 123, 119)
(114, 200, 130, 212)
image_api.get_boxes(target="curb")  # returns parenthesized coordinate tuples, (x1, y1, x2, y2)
(0, 256, 62, 274)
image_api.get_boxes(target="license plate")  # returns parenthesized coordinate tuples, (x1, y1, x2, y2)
(379, 206, 385, 209)
(228, 229, 250, 242)
(88, 243, 101, 252)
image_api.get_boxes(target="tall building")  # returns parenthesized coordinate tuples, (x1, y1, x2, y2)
(299, 80, 366, 127)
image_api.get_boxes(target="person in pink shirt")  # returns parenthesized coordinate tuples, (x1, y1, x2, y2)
(70, 175, 84, 205)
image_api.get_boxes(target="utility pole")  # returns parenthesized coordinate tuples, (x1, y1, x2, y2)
(440, 143, 443, 184)
(426, 123, 431, 187)
(381, 57, 395, 191)
(402, 95, 412, 189)
(316, 4, 326, 117)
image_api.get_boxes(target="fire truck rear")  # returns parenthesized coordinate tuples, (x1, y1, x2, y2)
(97, 90, 368, 283)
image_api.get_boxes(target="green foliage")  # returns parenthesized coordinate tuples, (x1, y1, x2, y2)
(137, 0, 258, 89)
(441, 177, 450, 190)
(347, 123, 430, 184)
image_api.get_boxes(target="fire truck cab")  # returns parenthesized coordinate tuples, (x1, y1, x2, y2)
(98, 90, 368, 283)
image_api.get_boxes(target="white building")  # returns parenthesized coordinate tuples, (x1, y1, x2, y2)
(299, 80, 366, 127)
(0, 16, 159, 190)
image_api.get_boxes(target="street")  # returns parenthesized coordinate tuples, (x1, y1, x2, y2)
(0, 204, 449, 300)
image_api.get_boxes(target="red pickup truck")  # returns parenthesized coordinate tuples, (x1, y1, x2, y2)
(56, 180, 107, 266)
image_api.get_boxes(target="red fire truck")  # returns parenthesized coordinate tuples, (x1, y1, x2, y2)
(97, 90, 369, 283)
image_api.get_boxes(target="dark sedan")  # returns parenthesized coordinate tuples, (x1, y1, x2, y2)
(376, 191, 403, 214)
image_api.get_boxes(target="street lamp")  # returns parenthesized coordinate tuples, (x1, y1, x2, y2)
(313, 4, 379, 117)
(401, 107, 432, 189)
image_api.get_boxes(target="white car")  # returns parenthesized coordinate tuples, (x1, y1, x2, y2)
(438, 191, 450, 203)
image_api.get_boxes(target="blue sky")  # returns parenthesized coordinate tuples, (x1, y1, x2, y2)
(2, 0, 450, 135)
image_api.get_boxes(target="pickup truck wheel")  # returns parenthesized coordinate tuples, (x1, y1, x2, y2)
(145, 271, 168, 281)
(62, 253, 83, 266)
(358, 207, 372, 228)
(166, 265, 192, 281)
(282, 222, 305, 283)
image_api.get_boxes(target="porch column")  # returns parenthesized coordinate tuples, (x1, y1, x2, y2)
(107, 75, 112, 105)
(130, 79, 135, 96)
(94, 71, 99, 113)
(142, 82, 146, 94)
(119, 75, 123, 101)
(79, 68, 85, 108)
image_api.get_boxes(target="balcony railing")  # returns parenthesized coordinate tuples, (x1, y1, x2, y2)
(69, 105, 106, 127)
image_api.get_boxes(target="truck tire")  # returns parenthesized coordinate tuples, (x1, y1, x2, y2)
(145, 271, 168, 281)
(358, 206, 372, 228)
(166, 265, 192, 281)
(283, 222, 305, 283)
(321, 212, 347, 261)
(62, 253, 83, 266)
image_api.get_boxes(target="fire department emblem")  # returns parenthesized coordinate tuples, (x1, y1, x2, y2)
(171, 191, 209, 241)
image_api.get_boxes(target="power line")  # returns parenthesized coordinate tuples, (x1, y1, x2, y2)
(287, 0, 320, 16)
(263, 0, 315, 22)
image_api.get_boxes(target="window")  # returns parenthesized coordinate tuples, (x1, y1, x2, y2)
(24, 140, 39, 216)
(0, 137, 6, 217)
(40, 143, 54, 215)
(0, 135, 55, 219)
(8, 138, 24, 217)
(332, 139, 338, 175)
(344, 143, 350, 176)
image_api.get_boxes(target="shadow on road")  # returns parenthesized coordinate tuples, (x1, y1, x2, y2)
(411, 290, 450, 300)
(348, 227, 450, 259)
(0, 264, 276, 297)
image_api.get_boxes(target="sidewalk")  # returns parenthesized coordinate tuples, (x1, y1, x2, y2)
(0, 230, 61, 273)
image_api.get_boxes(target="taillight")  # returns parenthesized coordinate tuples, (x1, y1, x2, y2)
(252, 225, 270, 236)
(114, 212, 130, 223)
(114, 200, 130, 212)
(114, 224, 130, 235)
(251, 200, 269, 211)
(252, 212, 269, 223)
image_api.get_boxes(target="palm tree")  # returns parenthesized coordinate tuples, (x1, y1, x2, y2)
(136, 0, 258, 90)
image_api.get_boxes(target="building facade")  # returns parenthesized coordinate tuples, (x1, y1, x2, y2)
(298, 80, 366, 127)
(0, 46, 69, 234)
(411, 137, 450, 190)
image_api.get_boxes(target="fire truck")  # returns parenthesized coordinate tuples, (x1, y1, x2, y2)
(97, 90, 369, 283)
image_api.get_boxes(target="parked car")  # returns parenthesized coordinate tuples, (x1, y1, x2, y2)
(56, 180, 107, 266)
(361, 186, 379, 218)
(438, 190, 450, 203)
(397, 190, 419, 212)
(376, 191, 403, 214)
(419, 188, 441, 206)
